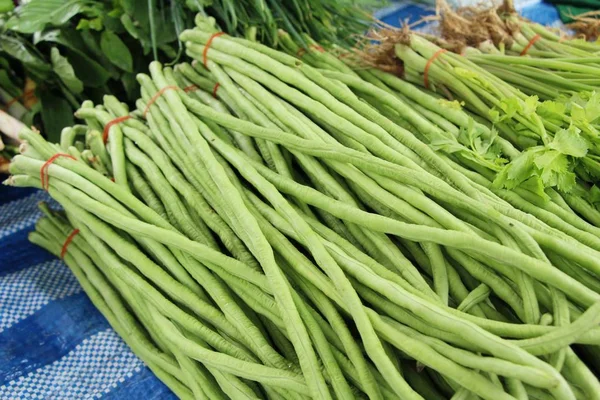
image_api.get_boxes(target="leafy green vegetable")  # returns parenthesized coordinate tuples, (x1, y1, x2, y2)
(548, 126, 588, 158)
(520, 176, 551, 202)
(6, 0, 97, 34)
(0, 0, 379, 138)
(494, 125, 588, 195)
(569, 92, 600, 130)
(51, 47, 84, 94)
(39, 90, 74, 143)
(0, 0, 14, 14)
(100, 29, 133, 72)
(0, 69, 21, 98)
(0, 35, 51, 79)
(77, 17, 104, 31)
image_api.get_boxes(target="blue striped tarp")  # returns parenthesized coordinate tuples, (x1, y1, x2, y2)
(0, 3, 562, 398)
(0, 184, 175, 399)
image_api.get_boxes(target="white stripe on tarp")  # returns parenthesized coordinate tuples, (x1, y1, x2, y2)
(0, 329, 143, 399)
(0, 190, 54, 239)
(0, 259, 82, 332)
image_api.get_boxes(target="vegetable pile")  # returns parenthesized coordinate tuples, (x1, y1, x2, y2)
(6, 13, 600, 399)
(0, 0, 376, 143)
(360, 4, 600, 227)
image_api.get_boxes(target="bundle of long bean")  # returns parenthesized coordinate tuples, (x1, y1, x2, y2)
(357, 35, 600, 224)
(280, 33, 600, 247)
(7, 15, 600, 399)
(356, 0, 600, 200)
(434, 4, 600, 101)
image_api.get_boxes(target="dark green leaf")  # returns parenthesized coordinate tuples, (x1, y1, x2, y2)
(79, 29, 105, 58)
(121, 14, 140, 39)
(64, 49, 112, 87)
(121, 72, 139, 101)
(103, 16, 125, 33)
(36, 29, 112, 86)
(0, 35, 51, 79)
(121, 0, 138, 17)
(40, 90, 74, 143)
(0, 70, 21, 98)
(108, 8, 123, 18)
(50, 47, 84, 94)
(79, 29, 120, 79)
(0, 57, 10, 70)
(100, 29, 133, 72)
(35, 29, 87, 53)
(6, 0, 97, 34)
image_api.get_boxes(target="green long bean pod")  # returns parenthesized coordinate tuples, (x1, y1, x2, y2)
(85, 130, 112, 172)
(146, 62, 331, 399)
(74, 107, 127, 187)
(125, 162, 168, 221)
(185, 126, 598, 307)
(458, 284, 492, 313)
(192, 113, 577, 398)
(181, 32, 483, 199)
(30, 219, 193, 399)
(124, 139, 217, 246)
(137, 78, 262, 271)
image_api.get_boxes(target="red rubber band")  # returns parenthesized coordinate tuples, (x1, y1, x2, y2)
(424, 49, 448, 89)
(102, 115, 131, 143)
(143, 86, 179, 117)
(40, 153, 76, 191)
(183, 85, 198, 93)
(203, 32, 225, 68)
(212, 82, 220, 98)
(60, 229, 80, 259)
(520, 34, 541, 56)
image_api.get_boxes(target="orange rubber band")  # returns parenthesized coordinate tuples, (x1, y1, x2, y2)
(2, 89, 35, 111)
(40, 153, 76, 191)
(203, 32, 225, 68)
(3, 97, 20, 110)
(297, 47, 307, 57)
(60, 229, 80, 259)
(521, 34, 541, 56)
(424, 49, 447, 89)
(102, 115, 131, 143)
(183, 85, 198, 93)
(212, 82, 220, 98)
(143, 86, 179, 117)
